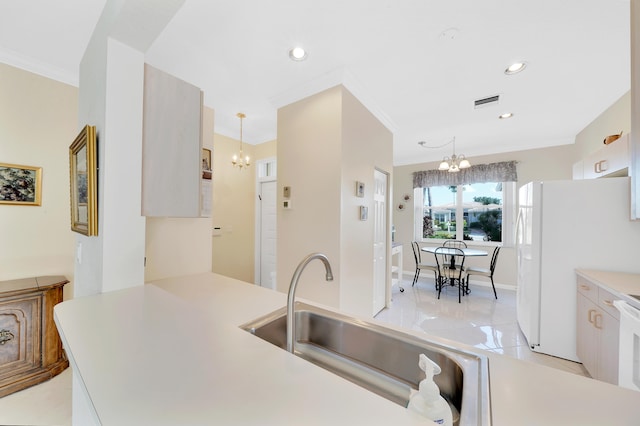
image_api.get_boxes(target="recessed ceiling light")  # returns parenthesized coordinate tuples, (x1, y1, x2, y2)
(505, 62, 526, 75)
(499, 112, 514, 119)
(289, 47, 307, 61)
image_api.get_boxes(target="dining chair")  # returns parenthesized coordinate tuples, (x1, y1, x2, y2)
(465, 246, 500, 299)
(443, 239, 467, 249)
(410, 241, 438, 290)
(433, 247, 467, 303)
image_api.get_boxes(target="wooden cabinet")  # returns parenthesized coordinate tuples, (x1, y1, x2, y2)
(142, 64, 204, 217)
(0, 276, 68, 397)
(576, 276, 620, 384)
(574, 134, 630, 180)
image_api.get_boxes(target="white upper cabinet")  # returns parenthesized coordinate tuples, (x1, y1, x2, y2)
(573, 133, 630, 180)
(142, 64, 204, 217)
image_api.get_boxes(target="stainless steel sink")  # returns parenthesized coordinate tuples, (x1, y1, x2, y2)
(241, 303, 491, 425)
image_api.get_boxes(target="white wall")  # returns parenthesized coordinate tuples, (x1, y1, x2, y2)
(340, 89, 393, 316)
(211, 132, 257, 283)
(575, 91, 630, 157)
(0, 63, 77, 297)
(144, 106, 214, 282)
(277, 85, 393, 317)
(277, 86, 343, 309)
(75, 34, 147, 296)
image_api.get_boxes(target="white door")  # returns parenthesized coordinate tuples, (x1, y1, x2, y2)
(373, 169, 388, 314)
(259, 180, 277, 289)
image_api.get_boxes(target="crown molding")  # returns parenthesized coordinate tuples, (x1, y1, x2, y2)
(0, 47, 78, 87)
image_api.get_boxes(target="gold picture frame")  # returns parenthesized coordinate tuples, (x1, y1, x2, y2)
(202, 148, 212, 180)
(69, 125, 98, 236)
(0, 162, 42, 206)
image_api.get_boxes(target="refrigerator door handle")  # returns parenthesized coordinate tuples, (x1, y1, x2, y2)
(515, 210, 522, 243)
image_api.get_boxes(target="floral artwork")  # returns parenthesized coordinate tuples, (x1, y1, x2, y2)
(0, 163, 42, 205)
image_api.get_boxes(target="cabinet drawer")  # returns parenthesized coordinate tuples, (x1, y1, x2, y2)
(577, 277, 597, 301)
(598, 287, 620, 320)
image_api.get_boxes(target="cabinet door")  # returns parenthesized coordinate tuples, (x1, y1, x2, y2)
(0, 296, 40, 380)
(597, 310, 620, 385)
(576, 293, 598, 377)
(582, 134, 629, 179)
(142, 64, 203, 217)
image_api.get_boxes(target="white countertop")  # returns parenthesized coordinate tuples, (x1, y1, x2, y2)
(576, 269, 640, 310)
(55, 273, 640, 425)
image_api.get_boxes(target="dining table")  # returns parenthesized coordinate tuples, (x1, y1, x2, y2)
(421, 246, 488, 294)
(421, 246, 488, 258)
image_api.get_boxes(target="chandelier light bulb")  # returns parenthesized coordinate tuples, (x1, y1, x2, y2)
(231, 113, 250, 170)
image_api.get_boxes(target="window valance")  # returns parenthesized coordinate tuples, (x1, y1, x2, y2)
(412, 161, 517, 188)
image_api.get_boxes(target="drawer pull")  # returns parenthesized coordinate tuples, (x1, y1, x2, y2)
(594, 313, 603, 330)
(580, 284, 591, 291)
(603, 299, 614, 307)
(0, 329, 14, 345)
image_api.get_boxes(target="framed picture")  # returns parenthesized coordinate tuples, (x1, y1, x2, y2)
(356, 181, 365, 197)
(69, 125, 98, 236)
(202, 148, 212, 180)
(0, 162, 42, 206)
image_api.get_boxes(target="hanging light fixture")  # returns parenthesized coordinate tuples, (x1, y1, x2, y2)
(231, 112, 250, 169)
(437, 137, 471, 173)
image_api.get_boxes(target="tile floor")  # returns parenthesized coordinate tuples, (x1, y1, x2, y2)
(375, 277, 589, 377)
(0, 277, 588, 425)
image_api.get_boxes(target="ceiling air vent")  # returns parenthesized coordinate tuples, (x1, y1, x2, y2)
(474, 95, 500, 109)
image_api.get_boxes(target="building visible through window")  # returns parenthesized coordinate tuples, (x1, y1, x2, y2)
(418, 182, 511, 243)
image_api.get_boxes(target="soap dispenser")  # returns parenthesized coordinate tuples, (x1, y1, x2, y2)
(407, 354, 453, 425)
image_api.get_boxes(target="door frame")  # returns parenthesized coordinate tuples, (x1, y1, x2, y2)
(374, 167, 393, 309)
(254, 157, 277, 287)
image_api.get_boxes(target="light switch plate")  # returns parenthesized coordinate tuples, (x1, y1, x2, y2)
(283, 186, 291, 198)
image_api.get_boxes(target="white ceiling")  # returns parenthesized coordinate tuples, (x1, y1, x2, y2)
(0, 0, 631, 165)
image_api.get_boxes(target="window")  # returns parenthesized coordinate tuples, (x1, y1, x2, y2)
(414, 181, 515, 245)
(258, 158, 277, 179)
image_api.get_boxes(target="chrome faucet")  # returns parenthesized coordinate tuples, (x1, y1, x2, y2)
(287, 253, 334, 353)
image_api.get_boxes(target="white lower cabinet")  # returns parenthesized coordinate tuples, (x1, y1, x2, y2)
(576, 276, 620, 384)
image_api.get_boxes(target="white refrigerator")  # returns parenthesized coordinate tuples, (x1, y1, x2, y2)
(516, 177, 640, 362)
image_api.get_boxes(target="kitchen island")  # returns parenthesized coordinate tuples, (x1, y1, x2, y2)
(54, 273, 640, 425)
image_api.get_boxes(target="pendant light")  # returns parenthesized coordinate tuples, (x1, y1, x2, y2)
(231, 112, 250, 169)
(438, 137, 470, 173)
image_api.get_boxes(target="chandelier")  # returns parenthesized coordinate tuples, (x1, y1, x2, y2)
(231, 112, 250, 169)
(437, 137, 470, 173)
